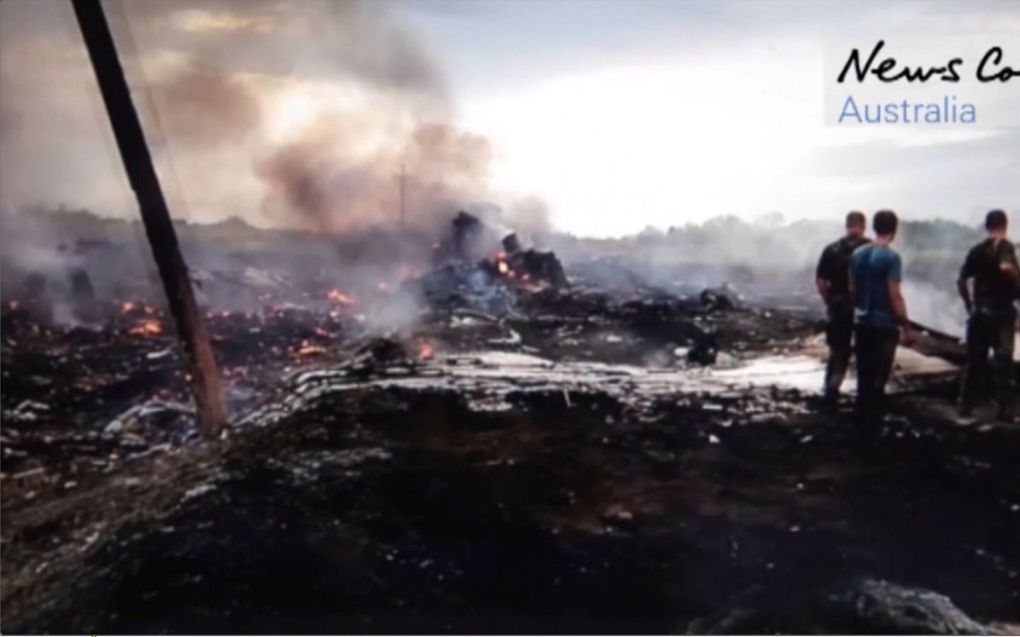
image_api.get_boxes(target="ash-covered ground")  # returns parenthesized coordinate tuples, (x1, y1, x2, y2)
(2, 210, 1019, 634)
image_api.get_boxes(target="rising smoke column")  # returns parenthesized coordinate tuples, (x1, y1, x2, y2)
(0, 0, 500, 233)
(130, 0, 496, 233)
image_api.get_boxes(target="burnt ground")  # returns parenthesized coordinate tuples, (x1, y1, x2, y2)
(2, 287, 1020, 634)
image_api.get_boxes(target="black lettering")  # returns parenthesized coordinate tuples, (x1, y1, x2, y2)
(977, 46, 1020, 82)
(838, 42, 969, 84)
(875, 59, 962, 83)
(873, 58, 898, 81)
(944, 58, 963, 82)
(838, 40, 885, 83)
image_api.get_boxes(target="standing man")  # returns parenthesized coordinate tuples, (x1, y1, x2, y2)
(816, 211, 870, 405)
(957, 209, 1019, 421)
(850, 210, 914, 420)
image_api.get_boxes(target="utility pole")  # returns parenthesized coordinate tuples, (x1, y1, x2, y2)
(71, 0, 227, 438)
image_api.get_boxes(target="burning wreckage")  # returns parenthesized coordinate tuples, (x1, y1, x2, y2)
(2, 212, 1019, 634)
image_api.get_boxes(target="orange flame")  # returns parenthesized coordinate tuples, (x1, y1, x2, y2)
(128, 319, 163, 336)
(296, 340, 327, 356)
(326, 289, 356, 305)
(416, 338, 435, 359)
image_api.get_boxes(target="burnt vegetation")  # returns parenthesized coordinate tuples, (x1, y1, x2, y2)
(1, 207, 1018, 634)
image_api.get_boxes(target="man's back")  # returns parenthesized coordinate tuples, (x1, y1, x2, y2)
(960, 238, 1019, 314)
(851, 243, 901, 329)
(817, 236, 870, 302)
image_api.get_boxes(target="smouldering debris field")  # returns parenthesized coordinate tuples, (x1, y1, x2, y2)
(2, 210, 1019, 634)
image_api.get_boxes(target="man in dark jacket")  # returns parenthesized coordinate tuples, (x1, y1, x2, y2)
(957, 209, 1019, 420)
(816, 211, 870, 404)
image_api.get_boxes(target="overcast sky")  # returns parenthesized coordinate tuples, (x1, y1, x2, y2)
(1, 0, 1018, 237)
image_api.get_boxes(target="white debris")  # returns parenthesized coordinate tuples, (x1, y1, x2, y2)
(5, 400, 50, 422)
(145, 348, 173, 361)
(17, 400, 49, 412)
(182, 483, 217, 502)
(105, 400, 194, 435)
(603, 504, 634, 522)
(714, 352, 737, 367)
(488, 328, 522, 346)
(80, 531, 100, 552)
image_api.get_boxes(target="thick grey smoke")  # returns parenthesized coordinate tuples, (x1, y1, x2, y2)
(115, 0, 497, 232)
(256, 118, 492, 232)
(0, 0, 541, 234)
(148, 59, 262, 149)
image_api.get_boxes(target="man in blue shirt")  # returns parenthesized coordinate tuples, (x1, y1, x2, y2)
(850, 210, 915, 419)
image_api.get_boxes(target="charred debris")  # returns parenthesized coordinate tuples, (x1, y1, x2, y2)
(1, 210, 776, 477)
(1, 210, 1018, 634)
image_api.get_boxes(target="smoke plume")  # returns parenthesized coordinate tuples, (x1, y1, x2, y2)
(0, 0, 511, 233)
(121, 0, 496, 233)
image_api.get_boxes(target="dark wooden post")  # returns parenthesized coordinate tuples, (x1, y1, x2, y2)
(71, 0, 227, 438)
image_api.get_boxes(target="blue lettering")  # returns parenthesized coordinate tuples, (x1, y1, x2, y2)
(838, 95, 862, 123)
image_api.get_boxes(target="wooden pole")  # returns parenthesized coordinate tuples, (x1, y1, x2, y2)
(71, 0, 227, 438)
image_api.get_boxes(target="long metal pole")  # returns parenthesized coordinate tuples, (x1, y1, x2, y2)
(71, 0, 227, 438)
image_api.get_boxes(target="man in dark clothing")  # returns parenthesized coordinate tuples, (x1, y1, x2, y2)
(957, 209, 1019, 420)
(816, 211, 870, 404)
(850, 210, 915, 420)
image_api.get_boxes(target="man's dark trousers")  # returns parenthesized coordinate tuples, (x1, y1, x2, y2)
(824, 300, 854, 400)
(960, 309, 1017, 416)
(855, 324, 898, 419)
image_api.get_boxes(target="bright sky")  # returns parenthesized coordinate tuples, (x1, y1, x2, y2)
(403, 0, 1020, 236)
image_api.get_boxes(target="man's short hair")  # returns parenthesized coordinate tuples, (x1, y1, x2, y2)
(985, 209, 1007, 231)
(846, 211, 866, 228)
(873, 209, 898, 236)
